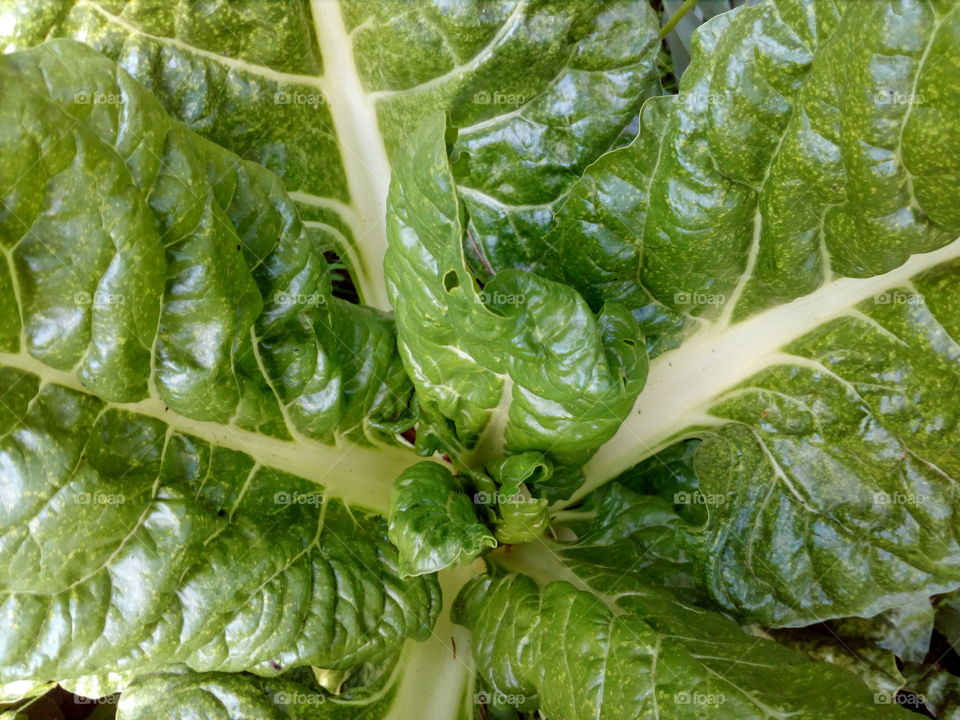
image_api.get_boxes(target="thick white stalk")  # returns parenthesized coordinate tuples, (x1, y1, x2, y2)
(311, 1, 393, 311)
(567, 236, 960, 507)
(0, 351, 435, 514)
(384, 562, 484, 720)
(80, 0, 394, 310)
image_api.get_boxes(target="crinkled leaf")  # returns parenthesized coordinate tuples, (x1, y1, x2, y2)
(482, 453, 550, 544)
(385, 114, 648, 472)
(549, 0, 960, 627)
(387, 455, 557, 575)
(546, 0, 960, 324)
(936, 591, 960, 644)
(0, 366, 439, 682)
(0, 0, 660, 309)
(902, 664, 960, 719)
(770, 623, 906, 696)
(114, 660, 414, 720)
(388, 462, 495, 577)
(117, 671, 329, 720)
(113, 564, 483, 720)
(453, 483, 909, 719)
(0, 40, 439, 687)
(491, 494, 549, 546)
(1, 39, 415, 448)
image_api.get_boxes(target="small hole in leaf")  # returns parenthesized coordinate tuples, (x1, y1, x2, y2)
(623, 339, 636, 346)
(216, 509, 226, 518)
(443, 271, 460, 292)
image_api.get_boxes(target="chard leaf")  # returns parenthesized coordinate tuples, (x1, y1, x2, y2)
(0, 682, 55, 705)
(1, 0, 660, 309)
(117, 671, 335, 720)
(545, 0, 960, 325)
(547, 0, 960, 626)
(114, 663, 412, 720)
(935, 591, 960, 642)
(387, 455, 559, 576)
(389, 462, 496, 577)
(490, 493, 549, 546)
(770, 619, 909, 696)
(0, 338, 440, 684)
(0, 40, 439, 687)
(902, 664, 960, 718)
(114, 663, 479, 720)
(1, 39, 415, 451)
(385, 114, 648, 471)
(483, 452, 551, 544)
(453, 483, 909, 720)
(112, 564, 483, 720)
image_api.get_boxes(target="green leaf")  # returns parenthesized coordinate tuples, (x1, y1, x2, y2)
(453, 483, 910, 719)
(936, 591, 960, 643)
(547, 0, 960, 626)
(545, 0, 960, 323)
(770, 622, 907, 696)
(114, 564, 484, 720)
(0, 683, 55, 705)
(1, 38, 416, 451)
(116, 671, 336, 720)
(873, 600, 936, 663)
(0, 0, 661, 309)
(481, 453, 550, 545)
(0, 365, 439, 681)
(901, 664, 960, 719)
(385, 114, 648, 473)
(491, 494, 549, 546)
(114, 660, 407, 720)
(556, 482, 699, 593)
(0, 40, 439, 687)
(389, 462, 496, 577)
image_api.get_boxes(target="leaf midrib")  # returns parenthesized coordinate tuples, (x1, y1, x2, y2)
(570, 235, 960, 505)
(309, 0, 393, 311)
(82, 0, 395, 310)
(0, 350, 433, 514)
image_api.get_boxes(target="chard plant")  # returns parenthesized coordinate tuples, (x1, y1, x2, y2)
(0, 1, 958, 718)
